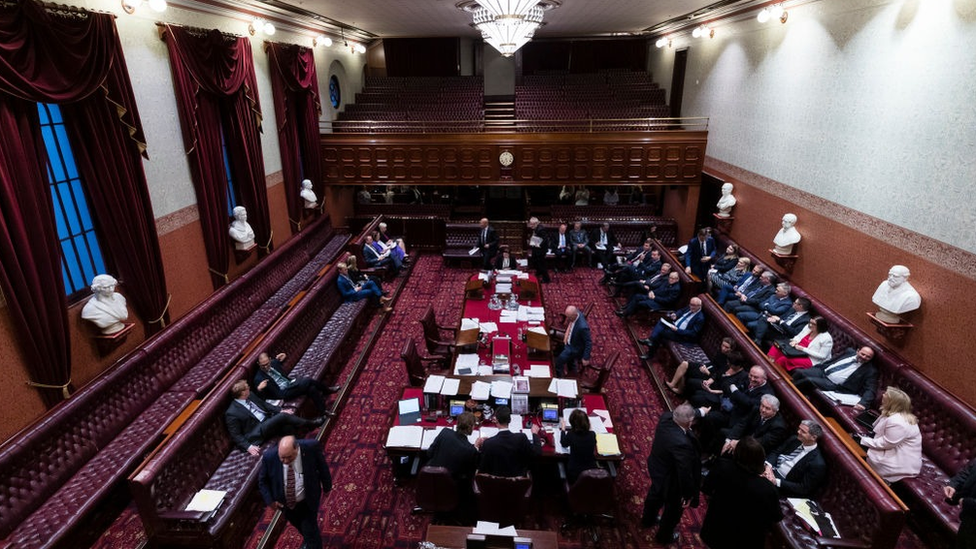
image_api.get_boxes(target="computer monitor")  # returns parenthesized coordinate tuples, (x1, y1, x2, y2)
(494, 397, 509, 408)
(541, 403, 559, 423)
(449, 400, 466, 418)
(513, 538, 533, 549)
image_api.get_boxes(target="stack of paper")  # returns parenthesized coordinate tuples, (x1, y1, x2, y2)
(496, 274, 513, 284)
(479, 321, 499, 334)
(460, 318, 480, 331)
(473, 521, 518, 536)
(525, 364, 551, 378)
(421, 427, 445, 450)
(496, 283, 513, 294)
(440, 378, 461, 396)
(491, 380, 513, 399)
(548, 378, 578, 398)
(398, 398, 421, 424)
(527, 326, 547, 335)
(822, 391, 861, 406)
(185, 489, 226, 513)
(498, 269, 521, 277)
(596, 433, 621, 456)
(386, 425, 423, 448)
(455, 353, 480, 375)
(470, 381, 491, 400)
(423, 375, 445, 394)
(525, 307, 546, 321)
(477, 272, 490, 281)
(592, 409, 613, 428)
(499, 310, 518, 323)
(477, 365, 494, 376)
(509, 414, 523, 432)
(516, 307, 529, 322)
(589, 415, 609, 434)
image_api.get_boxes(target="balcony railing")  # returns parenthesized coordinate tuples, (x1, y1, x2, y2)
(322, 117, 709, 134)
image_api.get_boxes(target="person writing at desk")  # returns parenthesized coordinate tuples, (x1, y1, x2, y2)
(478, 406, 542, 477)
(560, 408, 598, 484)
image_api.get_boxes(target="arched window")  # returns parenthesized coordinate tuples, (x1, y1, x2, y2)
(329, 74, 341, 109)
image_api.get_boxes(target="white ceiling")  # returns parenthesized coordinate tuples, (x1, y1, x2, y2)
(272, 0, 720, 39)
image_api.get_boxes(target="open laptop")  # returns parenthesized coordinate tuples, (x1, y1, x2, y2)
(855, 409, 880, 431)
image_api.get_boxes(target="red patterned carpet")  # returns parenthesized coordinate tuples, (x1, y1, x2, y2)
(92, 253, 931, 549)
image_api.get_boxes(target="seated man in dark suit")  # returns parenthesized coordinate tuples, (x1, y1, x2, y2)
(611, 259, 669, 298)
(616, 271, 681, 318)
(716, 264, 764, 305)
(589, 222, 619, 269)
(253, 352, 341, 417)
(551, 223, 573, 272)
(792, 346, 878, 412)
(735, 282, 794, 327)
(337, 263, 392, 312)
(638, 297, 705, 360)
(428, 411, 480, 483)
(724, 271, 777, 315)
(750, 296, 811, 347)
(722, 393, 790, 455)
(762, 420, 828, 498)
(554, 305, 592, 377)
(666, 337, 736, 395)
(363, 234, 400, 271)
(225, 380, 324, 456)
(604, 241, 658, 285)
(478, 406, 542, 477)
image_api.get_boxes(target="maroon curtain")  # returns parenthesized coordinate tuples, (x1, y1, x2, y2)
(162, 25, 272, 287)
(267, 42, 323, 233)
(0, 1, 168, 403)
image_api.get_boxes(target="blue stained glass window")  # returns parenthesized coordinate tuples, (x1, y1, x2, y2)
(37, 103, 107, 299)
(220, 125, 240, 216)
(329, 75, 341, 109)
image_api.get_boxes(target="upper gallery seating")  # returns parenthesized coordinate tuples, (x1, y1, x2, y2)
(335, 76, 484, 133)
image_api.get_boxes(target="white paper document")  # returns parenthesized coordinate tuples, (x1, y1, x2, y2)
(498, 269, 521, 277)
(589, 415, 609, 434)
(440, 378, 461, 396)
(423, 374, 445, 394)
(473, 521, 519, 536)
(477, 365, 494, 376)
(592, 409, 613, 428)
(386, 425, 423, 448)
(496, 283, 513, 294)
(480, 426, 499, 439)
(529, 235, 543, 248)
(554, 429, 569, 454)
(470, 381, 492, 400)
(454, 354, 480, 375)
(527, 326, 547, 335)
(516, 259, 528, 267)
(461, 318, 480, 331)
(185, 489, 226, 512)
(468, 246, 479, 256)
(822, 391, 861, 406)
(479, 322, 499, 334)
(516, 307, 529, 322)
(509, 415, 523, 432)
(491, 380, 513, 399)
(548, 378, 578, 398)
(398, 398, 420, 416)
(421, 427, 445, 450)
(526, 364, 551, 378)
(499, 310, 518, 323)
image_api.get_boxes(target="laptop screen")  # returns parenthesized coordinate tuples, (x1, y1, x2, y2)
(450, 400, 466, 417)
(542, 403, 559, 422)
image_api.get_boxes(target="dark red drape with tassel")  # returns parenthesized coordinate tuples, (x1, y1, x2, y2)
(162, 25, 271, 288)
(266, 42, 323, 233)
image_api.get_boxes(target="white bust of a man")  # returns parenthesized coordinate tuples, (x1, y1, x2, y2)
(772, 213, 801, 254)
(872, 265, 921, 323)
(228, 206, 255, 250)
(716, 182, 737, 217)
(300, 179, 318, 209)
(81, 274, 128, 335)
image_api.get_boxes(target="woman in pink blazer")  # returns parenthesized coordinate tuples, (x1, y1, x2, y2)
(859, 386, 923, 483)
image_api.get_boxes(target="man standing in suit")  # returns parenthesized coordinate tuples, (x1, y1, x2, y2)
(478, 406, 542, 477)
(638, 297, 705, 359)
(945, 458, 976, 549)
(258, 436, 332, 549)
(723, 394, 790, 455)
(253, 352, 341, 417)
(527, 217, 551, 283)
(568, 221, 591, 267)
(684, 228, 716, 279)
(792, 346, 878, 411)
(554, 305, 592, 377)
(225, 380, 324, 456)
(642, 403, 701, 545)
(750, 296, 812, 347)
(762, 420, 828, 498)
(477, 218, 499, 270)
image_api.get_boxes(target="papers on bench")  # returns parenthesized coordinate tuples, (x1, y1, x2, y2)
(499, 310, 518, 323)
(525, 364, 551, 378)
(421, 427, 445, 451)
(822, 391, 861, 406)
(440, 378, 460, 395)
(468, 246, 479, 256)
(521, 306, 546, 322)
(386, 425, 424, 448)
(473, 521, 518, 536)
(470, 381, 491, 401)
(495, 283, 513, 294)
(185, 489, 226, 513)
(497, 269, 520, 277)
(479, 321, 498, 334)
(454, 353, 480, 375)
(596, 433, 621, 456)
(592, 408, 613, 428)
(422, 375, 461, 396)
(788, 498, 839, 537)
(461, 318, 480, 331)
(490, 380, 513, 399)
(547, 378, 578, 398)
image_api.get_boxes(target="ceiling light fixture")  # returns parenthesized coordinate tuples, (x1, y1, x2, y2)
(655, 36, 671, 48)
(248, 17, 275, 36)
(313, 35, 333, 47)
(758, 4, 788, 24)
(459, 0, 559, 58)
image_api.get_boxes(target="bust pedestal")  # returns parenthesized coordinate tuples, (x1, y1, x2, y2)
(712, 213, 734, 234)
(866, 312, 913, 343)
(234, 241, 256, 263)
(93, 322, 135, 355)
(768, 249, 799, 274)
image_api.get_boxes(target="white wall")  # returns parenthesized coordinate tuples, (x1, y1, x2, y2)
(484, 45, 515, 96)
(62, 0, 365, 218)
(650, 0, 976, 254)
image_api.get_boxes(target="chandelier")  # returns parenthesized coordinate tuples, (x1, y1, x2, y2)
(461, 0, 558, 57)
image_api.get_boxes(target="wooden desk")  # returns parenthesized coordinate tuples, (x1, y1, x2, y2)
(426, 525, 558, 549)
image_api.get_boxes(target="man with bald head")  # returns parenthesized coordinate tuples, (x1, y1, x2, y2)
(792, 346, 878, 411)
(639, 297, 705, 360)
(642, 403, 701, 544)
(555, 305, 592, 377)
(259, 436, 333, 549)
(477, 217, 499, 270)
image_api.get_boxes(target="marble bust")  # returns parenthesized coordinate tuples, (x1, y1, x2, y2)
(228, 206, 255, 250)
(772, 213, 801, 255)
(872, 265, 921, 323)
(81, 274, 128, 335)
(716, 182, 737, 217)
(300, 179, 318, 209)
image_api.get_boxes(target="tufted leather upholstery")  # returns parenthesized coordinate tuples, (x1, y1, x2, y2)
(0, 217, 343, 548)
(129, 253, 371, 548)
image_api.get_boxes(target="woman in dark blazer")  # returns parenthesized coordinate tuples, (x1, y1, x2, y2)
(700, 436, 783, 549)
(560, 408, 598, 485)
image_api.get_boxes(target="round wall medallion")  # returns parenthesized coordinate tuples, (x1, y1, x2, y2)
(499, 151, 514, 167)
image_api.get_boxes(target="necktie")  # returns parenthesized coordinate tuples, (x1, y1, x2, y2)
(285, 464, 297, 508)
(777, 445, 804, 472)
(701, 240, 706, 254)
(560, 234, 565, 247)
(247, 401, 266, 422)
(564, 321, 574, 345)
(601, 233, 607, 246)
(483, 228, 487, 243)
(269, 368, 291, 389)
(676, 311, 694, 330)
(825, 356, 857, 374)
(783, 311, 800, 325)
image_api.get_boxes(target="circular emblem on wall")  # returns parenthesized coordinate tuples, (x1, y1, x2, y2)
(499, 150, 514, 167)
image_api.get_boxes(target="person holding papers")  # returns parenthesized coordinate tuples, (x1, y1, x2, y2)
(638, 297, 705, 360)
(856, 386, 922, 483)
(258, 436, 332, 549)
(560, 409, 598, 484)
(477, 218, 500, 270)
(791, 346, 878, 411)
(479, 406, 542, 477)
(526, 217, 551, 283)
(554, 305, 592, 377)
